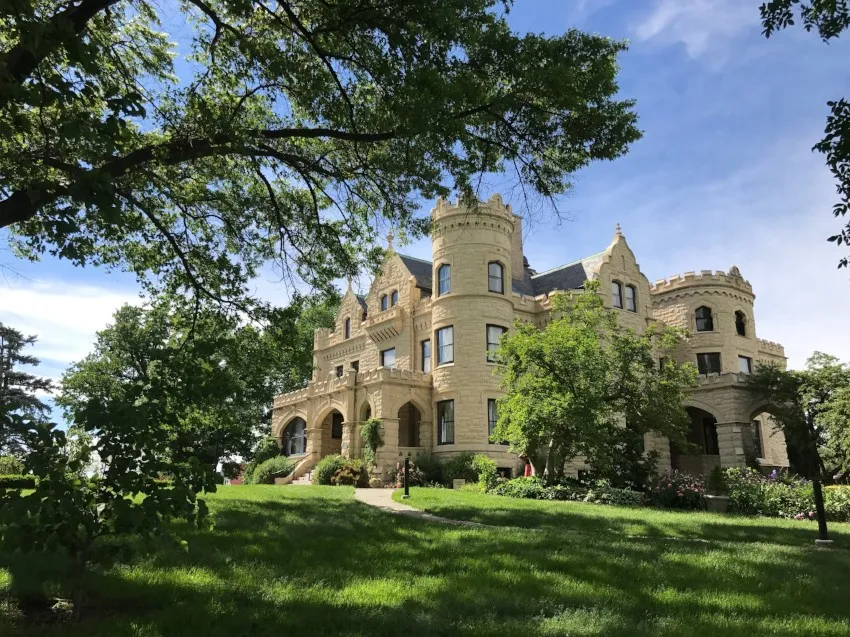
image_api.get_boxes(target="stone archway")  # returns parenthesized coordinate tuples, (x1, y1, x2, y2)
(397, 402, 422, 448)
(281, 417, 307, 457)
(671, 407, 721, 475)
(317, 408, 345, 458)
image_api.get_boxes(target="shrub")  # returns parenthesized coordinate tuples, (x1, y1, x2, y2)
(724, 467, 813, 518)
(313, 454, 346, 485)
(540, 481, 587, 501)
(647, 470, 704, 510)
(442, 452, 478, 485)
(243, 436, 281, 485)
(331, 459, 365, 486)
(0, 474, 36, 489)
(392, 460, 426, 488)
(824, 486, 850, 522)
(415, 452, 444, 484)
(471, 454, 498, 491)
(583, 479, 645, 507)
(491, 476, 546, 499)
(252, 456, 297, 484)
(0, 456, 24, 475)
(360, 418, 384, 471)
(706, 466, 728, 496)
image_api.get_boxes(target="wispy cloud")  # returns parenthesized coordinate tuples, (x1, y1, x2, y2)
(633, 0, 758, 59)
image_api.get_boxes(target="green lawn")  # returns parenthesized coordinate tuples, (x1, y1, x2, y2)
(393, 487, 850, 547)
(1, 485, 849, 636)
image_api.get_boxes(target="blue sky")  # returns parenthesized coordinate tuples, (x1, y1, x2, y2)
(2, 0, 850, 411)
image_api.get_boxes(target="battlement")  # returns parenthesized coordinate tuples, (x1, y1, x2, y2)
(650, 267, 753, 296)
(757, 338, 785, 355)
(430, 192, 513, 220)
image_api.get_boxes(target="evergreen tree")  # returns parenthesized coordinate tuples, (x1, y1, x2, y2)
(0, 323, 53, 455)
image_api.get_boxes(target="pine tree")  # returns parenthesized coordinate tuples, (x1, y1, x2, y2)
(0, 323, 53, 455)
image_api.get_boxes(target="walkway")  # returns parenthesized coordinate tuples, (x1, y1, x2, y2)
(352, 488, 493, 528)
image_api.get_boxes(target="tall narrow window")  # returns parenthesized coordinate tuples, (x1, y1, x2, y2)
(391, 290, 399, 307)
(437, 400, 454, 445)
(438, 264, 451, 296)
(331, 413, 344, 439)
(344, 317, 351, 339)
(735, 311, 746, 336)
(696, 352, 722, 375)
(351, 360, 359, 373)
(738, 356, 752, 374)
(488, 398, 499, 439)
(486, 324, 507, 362)
(421, 339, 431, 373)
(381, 347, 396, 368)
(752, 420, 763, 457)
(625, 285, 636, 312)
(695, 306, 714, 332)
(436, 326, 454, 365)
(612, 281, 623, 308)
(283, 418, 306, 456)
(488, 261, 504, 294)
(335, 365, 344, 378)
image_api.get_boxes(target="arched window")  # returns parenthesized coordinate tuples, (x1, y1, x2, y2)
(488, 261, 504, 294)
(380, 294, 388, 311)
(391, 290, 399, 306)
(695, 306, 714, 332)
(625, 285, 637, 312)
(283, 418, 306, 456)
(612, 281, 623, 309)
(735, 311, 746, 336)
(438, 264, 451, 296)
(344, 317, 351, 339)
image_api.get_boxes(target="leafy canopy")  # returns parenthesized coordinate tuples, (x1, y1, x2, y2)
(760, 1, 850, 268)
(746, 352, 850, 480)
(493, 280, 697, 486)
(0, 0, 640, 307)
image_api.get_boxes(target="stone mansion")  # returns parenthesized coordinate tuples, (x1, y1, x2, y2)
(272, 194, 790, 481)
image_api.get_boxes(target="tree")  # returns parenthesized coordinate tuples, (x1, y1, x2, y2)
(760, 1, 850, 268)
(1, 0, 641, 307)
(0, 322, 53, 456)
(746, 352, 850, 479)
(59, 291, 337, 471)
(493, 281, 697, 485)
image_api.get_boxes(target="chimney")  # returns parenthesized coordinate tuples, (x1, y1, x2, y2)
(511, 215, 526, 280)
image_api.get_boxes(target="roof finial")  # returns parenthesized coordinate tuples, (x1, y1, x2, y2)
(615, 223, 622, 236)
(386, 230, 394, 250)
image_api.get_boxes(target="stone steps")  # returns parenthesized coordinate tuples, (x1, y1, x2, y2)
(290, 470, 313, 486)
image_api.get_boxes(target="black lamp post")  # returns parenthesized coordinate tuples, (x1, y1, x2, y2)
(402, 453, 411, 499)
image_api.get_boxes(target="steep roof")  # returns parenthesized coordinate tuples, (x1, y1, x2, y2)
(398, 254, 433, 291)
(529, 251, 604, 296)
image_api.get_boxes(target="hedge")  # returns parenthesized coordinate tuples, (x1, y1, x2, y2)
(253, 456, 297, 484)
(0, 474, 37, 489)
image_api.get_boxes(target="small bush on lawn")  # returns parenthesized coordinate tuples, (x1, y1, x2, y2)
(253, 456, 297, 484)
(243, 436, 281, 485)
(0, 474, 36, 489)
(442, 452, 478, 485)
(471, 454, 498, 491)
(331, 459, 366, 486)
(491, 476, 546, 499)
(647, 470, 705, 510)
(583, 479, 644, 507)
(392, 460, 426, 488)
(824, 486, 850, 522)
(415, 452, 444, 484)
(0, 455, 24, 475)
(724, 467, 814, 518)
(313, 454, 346, 485)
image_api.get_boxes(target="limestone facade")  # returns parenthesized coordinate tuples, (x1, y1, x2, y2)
(272, 194, 790, 479)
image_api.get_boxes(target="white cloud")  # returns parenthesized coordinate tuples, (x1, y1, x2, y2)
(0, 281, 140, 375)
(633, 0, 757, 58)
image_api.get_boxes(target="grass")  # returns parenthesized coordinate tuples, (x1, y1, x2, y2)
(0, 485, 848, 636)
(393, 487, 850, 547)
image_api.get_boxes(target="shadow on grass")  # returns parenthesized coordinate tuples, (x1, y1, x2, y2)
(3, 486, 850, 637)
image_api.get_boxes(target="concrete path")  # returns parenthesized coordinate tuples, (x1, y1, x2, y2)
(353, 488, 493, 528)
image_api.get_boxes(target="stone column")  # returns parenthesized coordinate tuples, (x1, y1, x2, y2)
(418, 420, 433, 450)
(341, 421, 357, 459)
(645, 433, 671, 472)
(305, 424, 323, 461)
(716, 422, 748, 469)
(377, 418, 401, 476)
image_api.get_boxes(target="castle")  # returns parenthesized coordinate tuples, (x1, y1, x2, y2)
(272, 194, 790, 481)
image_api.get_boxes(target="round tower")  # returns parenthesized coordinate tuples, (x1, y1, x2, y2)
(429, 193, 516, 459)
(649, 266, 759, 374)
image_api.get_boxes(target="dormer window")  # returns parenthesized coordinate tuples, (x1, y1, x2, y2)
(438, 264, 451, 296)
(391, 290, 399, 307)
(735, 311, 746, 336)
(488, 261, 504, 294)
(380, 294, 388, 311)
(344, 317, 351, 339)
(695, 306, 714, 332)
(625, 285, 636, 312)
(612, 281, 623, 309)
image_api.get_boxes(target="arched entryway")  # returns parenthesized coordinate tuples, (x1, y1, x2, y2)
(749, 406, 791, 471)
(671, 407, 720, 475)
(319, 408, 345, 456)
(397, 402, 421, 448)
(282, 417, 307, 457)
